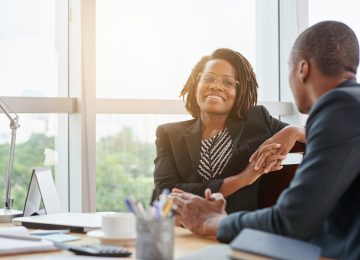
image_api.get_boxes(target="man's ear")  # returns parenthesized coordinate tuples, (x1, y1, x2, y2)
(298, 60, 309, 83)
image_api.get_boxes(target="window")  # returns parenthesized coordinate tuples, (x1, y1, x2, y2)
(1, 0, 298, 213)
(0, 0, 69, 212)
(278, 0, 360, 126)
(0, 1, 68, 97)
(0, 114, 68, 211)
(96, 0, 257, 99)
(96, 114, 190, 211)
(95, 0, 281, 211)
(309, 0, 360, 41)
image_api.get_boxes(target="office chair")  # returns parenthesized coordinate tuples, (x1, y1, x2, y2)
(258, 142, 305, 208)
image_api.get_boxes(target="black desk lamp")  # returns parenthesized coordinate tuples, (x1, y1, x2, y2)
(0, 98, 22, 222)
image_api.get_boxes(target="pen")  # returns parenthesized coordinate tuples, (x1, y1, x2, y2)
(153, 201, 161, 220)
(158, 189, 170, 209)
(0, 233, 42, 242)
(136, 202, 147, 218)
(125, 197, 142, 218)
(161, 198, 173, 217)
(124, 198, 135, 213)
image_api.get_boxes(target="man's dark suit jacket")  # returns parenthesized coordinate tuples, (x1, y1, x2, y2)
(154, 105, 287, 213)
(217, 80, 360, 259)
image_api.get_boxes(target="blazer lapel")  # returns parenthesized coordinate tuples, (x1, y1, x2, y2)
(183, 118, 248, 175)
(184, 119, 202, 171)
(227, 118, 245, 151)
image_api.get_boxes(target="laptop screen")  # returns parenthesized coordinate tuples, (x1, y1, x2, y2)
(23, 167, 62, 216)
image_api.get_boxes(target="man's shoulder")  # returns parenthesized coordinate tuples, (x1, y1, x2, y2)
(307, 82, 360, 133)
(321, 82, 360, 104)
(333, 84, 360, 102)
(311, 83, 360, 115)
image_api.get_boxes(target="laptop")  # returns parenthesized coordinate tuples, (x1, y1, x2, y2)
(12, 212, 102, 233)
(22, 167, 63, 217)
(13, 168, 103, 232)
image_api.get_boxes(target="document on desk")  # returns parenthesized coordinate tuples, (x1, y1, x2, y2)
(0, 226, 57, 255)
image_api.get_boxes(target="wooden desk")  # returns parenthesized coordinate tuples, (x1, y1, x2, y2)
(0, 223, 218, 259)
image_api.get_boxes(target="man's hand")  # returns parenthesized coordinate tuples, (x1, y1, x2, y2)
(170, 188, 226, 237)
(241, 156, 285, 186)
(249, 126, 305, 171)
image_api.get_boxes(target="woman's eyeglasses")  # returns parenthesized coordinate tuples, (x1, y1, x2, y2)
(198, 73, 239, 89)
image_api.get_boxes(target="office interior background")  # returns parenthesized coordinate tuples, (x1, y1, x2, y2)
(0, 0, 359, 213)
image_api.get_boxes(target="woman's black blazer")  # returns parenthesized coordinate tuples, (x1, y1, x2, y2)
(154, 105, 287, 213)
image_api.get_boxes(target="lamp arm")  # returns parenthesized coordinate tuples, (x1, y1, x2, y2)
(0, 102, 18, 123)
(4, 127, 18, 209)
(0, 100, 20, 210)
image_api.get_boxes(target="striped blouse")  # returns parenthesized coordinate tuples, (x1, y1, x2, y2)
(197, 128, 234, 181)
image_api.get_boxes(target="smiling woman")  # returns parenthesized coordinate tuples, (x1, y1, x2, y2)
(153, 48, 305, 213)
(196, 60, 238, 123)
(95, 0, 285, 212)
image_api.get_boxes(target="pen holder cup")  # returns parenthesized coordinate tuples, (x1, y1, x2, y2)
(136, 217, 174, 260)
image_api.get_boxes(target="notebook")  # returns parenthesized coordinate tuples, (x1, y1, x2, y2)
(12, 212, 102, 233)
(0, 226, 57, 255)
(229, 228, 321, 260)
(179, 244, 230, 260)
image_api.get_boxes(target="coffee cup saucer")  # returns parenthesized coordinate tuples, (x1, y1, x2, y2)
(87, 229, 136, 246)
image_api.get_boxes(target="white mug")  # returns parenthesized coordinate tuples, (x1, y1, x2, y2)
(101, 212, 135, 238)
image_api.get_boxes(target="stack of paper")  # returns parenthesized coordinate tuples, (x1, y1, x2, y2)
(0, 226, 57, 255)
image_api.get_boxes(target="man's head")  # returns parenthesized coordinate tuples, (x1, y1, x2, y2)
(289, 21, 359, 113)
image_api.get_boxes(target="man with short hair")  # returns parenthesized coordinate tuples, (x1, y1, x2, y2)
(171, 21, 360, 259)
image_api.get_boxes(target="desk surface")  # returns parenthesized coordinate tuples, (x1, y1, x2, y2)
(0, 223, 218, 259)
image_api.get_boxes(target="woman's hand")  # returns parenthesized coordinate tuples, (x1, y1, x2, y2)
(242, 156, 285, 185)
(218, 154, 285, 198)
(249, 126, 305, 171)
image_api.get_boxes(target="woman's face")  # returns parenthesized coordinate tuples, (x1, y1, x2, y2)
(196, 59, 237, 117)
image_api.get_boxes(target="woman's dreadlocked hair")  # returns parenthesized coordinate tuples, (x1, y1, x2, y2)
(179, 48, 258, 120)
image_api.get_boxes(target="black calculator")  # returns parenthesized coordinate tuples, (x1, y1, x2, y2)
(54, 242, 132, 257)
